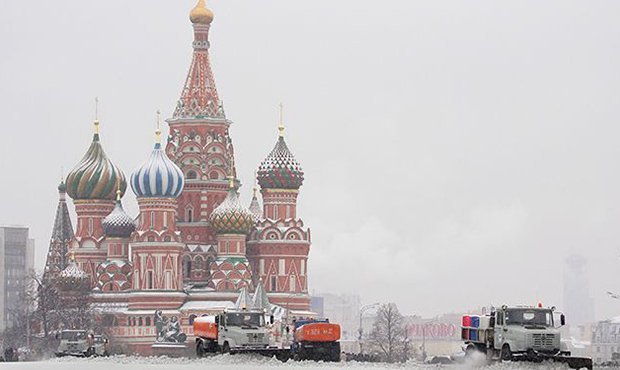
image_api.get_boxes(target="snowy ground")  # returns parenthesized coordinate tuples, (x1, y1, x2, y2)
(0, 355, 591, 370)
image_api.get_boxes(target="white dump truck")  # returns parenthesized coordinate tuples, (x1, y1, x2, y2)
(55, 330, 109, 357)
(462, 305, 592, 369)
(194, 308, 281, 357)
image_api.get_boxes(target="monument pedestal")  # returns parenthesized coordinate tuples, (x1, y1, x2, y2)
(151, 343, 189, 357)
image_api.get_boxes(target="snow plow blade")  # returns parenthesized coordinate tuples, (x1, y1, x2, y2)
(228, 347, 290, 360)
(552, 356, 593, 370)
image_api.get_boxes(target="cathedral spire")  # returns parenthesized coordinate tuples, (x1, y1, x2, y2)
(173, 0, 222, 119)
(43, 181, 75, 280)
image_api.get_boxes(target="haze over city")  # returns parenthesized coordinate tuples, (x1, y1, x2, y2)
(1, 0, 619, 323)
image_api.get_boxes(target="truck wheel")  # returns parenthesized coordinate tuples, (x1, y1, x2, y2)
(196, 342, 205, 358)
(501, 344, 513, 361)
(331, 343, 341, 362)
(222, 342, 230, 354)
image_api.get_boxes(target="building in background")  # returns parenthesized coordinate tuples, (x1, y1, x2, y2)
(310, 296, 324, 318)
(405, 313, 462, 358)
(313, 293, 360, 340)
(591, 317, 620, 365)
(0, 226, 35, 332)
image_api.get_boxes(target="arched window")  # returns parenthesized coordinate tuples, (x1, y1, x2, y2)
(186, 207, 194, 222)
(183, 256, 192, 278)
(189, 314, 197, 325)
(209, 171, 219, 180)
(146, 317, 151, 326)
(187, 170, 197, 180)
(103, 314, 117, 327)
(139, 317, 143, 326)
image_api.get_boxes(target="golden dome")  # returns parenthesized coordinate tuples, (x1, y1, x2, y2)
(190, 0, 214, 25)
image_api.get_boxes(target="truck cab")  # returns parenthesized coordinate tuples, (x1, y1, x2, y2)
(493, 306, 565, 359)
(55, 330, 109, 357)
(217, 310, 271, 352)
(195, 308, 273, 356)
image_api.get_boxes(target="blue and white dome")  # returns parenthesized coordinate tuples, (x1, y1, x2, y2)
(131, 134, 184, 198)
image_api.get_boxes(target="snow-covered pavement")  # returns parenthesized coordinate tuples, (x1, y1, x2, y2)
(0, 355, 583, 370)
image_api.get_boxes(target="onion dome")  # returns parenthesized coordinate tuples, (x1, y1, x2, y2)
(103, 191, 136, 238)
(190, 0, 214, 24)
(257, 125, 304, 190)
(58, 180, 67, 193)
(210, 179, 254, 234)
(248, 187, 262, 222)
(131, 129, 185, 198)
(66, 120, 127, 201)
(56, 253, 90, 291)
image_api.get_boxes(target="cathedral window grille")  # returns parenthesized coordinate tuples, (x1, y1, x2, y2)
(270, 275, 277, 292)
(146, 271, 154, 290)
(183, 256, 192, 277)
(186, 207, 193, 222)
(150, 212, 155, 230)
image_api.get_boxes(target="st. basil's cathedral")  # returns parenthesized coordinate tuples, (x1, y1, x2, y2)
(43, 0, 311, 354)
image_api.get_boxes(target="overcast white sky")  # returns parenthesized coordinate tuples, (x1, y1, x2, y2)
(1, 1, 619, 320)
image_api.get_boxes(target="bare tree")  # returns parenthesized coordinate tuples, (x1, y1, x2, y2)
(370, 303, 407, 363)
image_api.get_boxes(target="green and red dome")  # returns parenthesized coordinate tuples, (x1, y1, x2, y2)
(66, 122, 127, 201)
(257, 131, 304, 190)
(210, 185, 254, 234)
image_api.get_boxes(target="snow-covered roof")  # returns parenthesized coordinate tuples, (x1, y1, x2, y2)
(180, 300, 235, 311)
(92, 302, 129, 313)
(290, 310, 318, 317)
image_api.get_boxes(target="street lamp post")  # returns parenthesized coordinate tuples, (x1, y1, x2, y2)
(358, 303, 379, 355)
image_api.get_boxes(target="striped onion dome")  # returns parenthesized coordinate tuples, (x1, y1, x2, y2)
(103, 192, 136, 238)
(210, 182, 254, 234)
(257, 126, 304, 190)
(66, 121, 127, 200)
(131, 131, 184, 198)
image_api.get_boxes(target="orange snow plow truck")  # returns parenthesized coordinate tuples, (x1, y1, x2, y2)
(291, 319, 341, 362)
(193, 309, 277, 356)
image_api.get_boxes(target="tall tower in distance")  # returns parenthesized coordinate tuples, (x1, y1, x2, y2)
(166, 0, 236, 253)
(563, 254, 594, 327)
